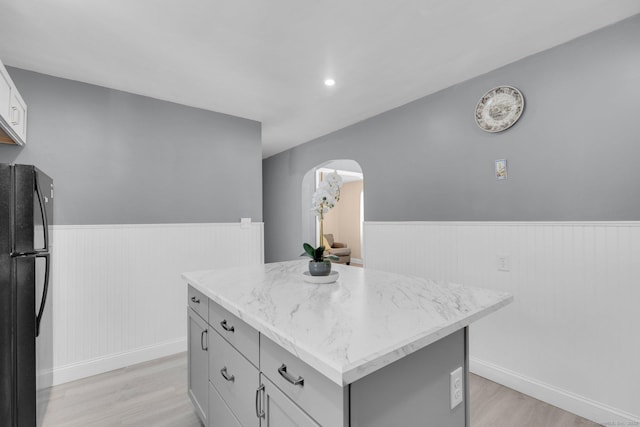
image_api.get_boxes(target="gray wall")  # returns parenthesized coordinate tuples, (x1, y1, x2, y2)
(0, 68, 262, 225)
(263, 14, 640, 262)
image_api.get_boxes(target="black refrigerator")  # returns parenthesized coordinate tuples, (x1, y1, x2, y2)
(0, 164, 54, 427)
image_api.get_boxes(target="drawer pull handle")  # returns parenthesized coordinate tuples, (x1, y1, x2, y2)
(200, 330, 208, 351)
(220, 319, 235, 332)
(278, 364, 304, 386)
(255, 384, 265, 418)
(10, 106, 20, 126)
(191, 296, 200, 304)
(220, 366, 235, 382)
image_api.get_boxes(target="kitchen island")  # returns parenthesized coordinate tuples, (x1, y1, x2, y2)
(183, 261, 512, 427)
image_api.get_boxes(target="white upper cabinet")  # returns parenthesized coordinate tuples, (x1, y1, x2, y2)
(0, 59, 27, 146)
(0, 68, 10, 119)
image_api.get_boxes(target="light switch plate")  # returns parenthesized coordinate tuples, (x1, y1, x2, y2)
(450, 367, 463, 409)
(495, 159, 507, 180)
(497, 254, 511, 272)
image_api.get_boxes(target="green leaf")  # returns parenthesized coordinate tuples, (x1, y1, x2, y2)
(302, 243, 315, 258)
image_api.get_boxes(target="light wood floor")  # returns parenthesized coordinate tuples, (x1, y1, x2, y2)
(42, 353, 201, 427)
(42, 353, 601, 427)
(469, 374, 600, 427)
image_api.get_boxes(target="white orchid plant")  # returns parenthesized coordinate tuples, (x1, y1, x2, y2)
(311, 171, 343, 218)
(303, 171, 344, 256)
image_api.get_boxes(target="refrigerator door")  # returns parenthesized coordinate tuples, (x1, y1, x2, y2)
(35, 254, 52, 425)
(13, 255, 37, 427)
(13, 165, 53, 255)
(0, 164, 13, 423)
(10, 254, 52, 426)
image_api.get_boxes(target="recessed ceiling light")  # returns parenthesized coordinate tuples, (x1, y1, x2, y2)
(324, 78, 336, 87)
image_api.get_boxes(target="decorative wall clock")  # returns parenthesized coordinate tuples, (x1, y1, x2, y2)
(475, 86, 524, 132)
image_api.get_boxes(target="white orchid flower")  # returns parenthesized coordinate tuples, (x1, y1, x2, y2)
(325, 171, 343, 187)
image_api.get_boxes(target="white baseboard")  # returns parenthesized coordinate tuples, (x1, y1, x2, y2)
(470, 357, 640, 425)
(350, 258, 363, 265)
(51, 337, 187, 386)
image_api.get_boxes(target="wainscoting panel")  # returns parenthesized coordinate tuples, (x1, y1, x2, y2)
(364, 221, 640, 424)
(49, 223, 263, 385)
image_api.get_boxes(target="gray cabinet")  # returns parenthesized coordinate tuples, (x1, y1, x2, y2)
(258, 374, 319, 427)
(187, 285, 468, 427)
(192, 290, 328, 427)
(188, 308, 208, 426)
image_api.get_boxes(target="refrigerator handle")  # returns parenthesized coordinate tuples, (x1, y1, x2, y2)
(34, 172, 49, 252)
(35, 252, 50, 337)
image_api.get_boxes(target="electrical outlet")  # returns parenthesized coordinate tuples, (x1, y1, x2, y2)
(450, 367, 463, 409)
(497, 254, 511, 272)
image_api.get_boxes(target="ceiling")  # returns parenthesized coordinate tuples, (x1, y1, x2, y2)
(0, 1, 638, 158)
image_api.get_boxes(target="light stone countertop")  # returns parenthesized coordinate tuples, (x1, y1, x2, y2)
(182, 260, 512, 386)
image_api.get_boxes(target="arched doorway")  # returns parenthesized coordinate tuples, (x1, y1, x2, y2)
(301, 160, 364, 266)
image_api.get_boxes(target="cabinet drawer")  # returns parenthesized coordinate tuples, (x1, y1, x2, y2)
(209, 300, 259, 367)
(188, 285, 208, 321)
(260, 335, 346, 427)
(209, 382, 242, 427)
(209, 328, 260, 427)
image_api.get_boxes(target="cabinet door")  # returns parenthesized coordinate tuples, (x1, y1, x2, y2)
(188, 308, 209, 426)
(0, 65, 10, 119)
(260, 375, 319, 427)
(9, 90, 26, 142)
(0, 60, 26, 145)
(209, 383, 242, 427)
